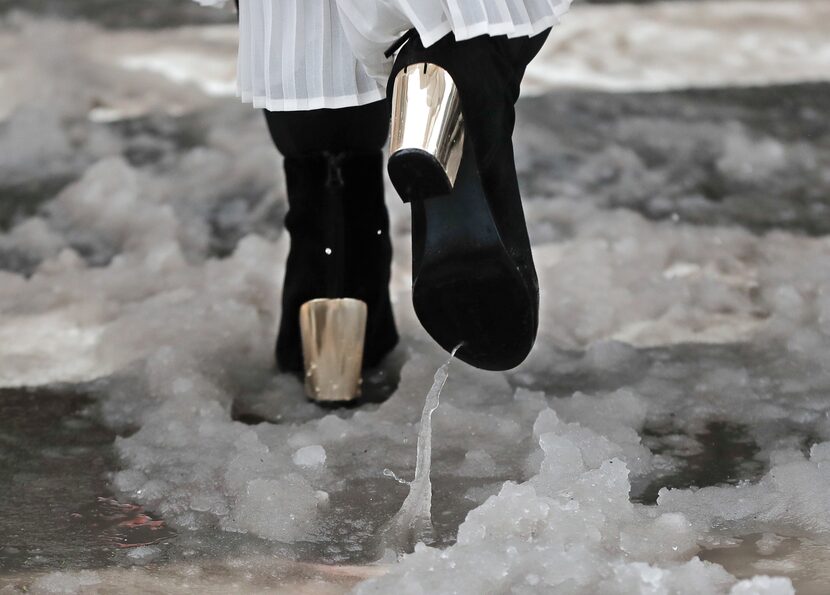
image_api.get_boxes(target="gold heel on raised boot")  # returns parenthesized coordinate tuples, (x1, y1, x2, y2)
(299, 298, 367, 402)
(388, 63, 465, 203)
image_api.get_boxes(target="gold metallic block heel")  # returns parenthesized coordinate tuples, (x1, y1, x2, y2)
(299, 298, 367, 402)
(388, 63, 465, 203)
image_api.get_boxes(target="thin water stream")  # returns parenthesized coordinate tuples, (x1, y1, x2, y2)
(378, 345, 461, 556)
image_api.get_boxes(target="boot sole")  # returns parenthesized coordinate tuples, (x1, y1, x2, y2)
(394, 142, 537, 370)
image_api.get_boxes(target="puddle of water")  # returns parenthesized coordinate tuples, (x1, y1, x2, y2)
(636, 421, 765, 504)
(702, 534, 830, 595)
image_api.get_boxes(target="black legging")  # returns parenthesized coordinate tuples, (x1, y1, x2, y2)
(262, 100, 390, 158)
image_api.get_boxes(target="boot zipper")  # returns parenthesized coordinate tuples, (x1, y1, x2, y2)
(323, 151, 346, 299)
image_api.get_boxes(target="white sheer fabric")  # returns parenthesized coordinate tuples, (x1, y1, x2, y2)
(197, 0, 572, 111)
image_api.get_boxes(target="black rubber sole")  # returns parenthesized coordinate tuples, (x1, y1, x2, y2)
(404, 141, 537, 370)
(388, 148, 453, 203)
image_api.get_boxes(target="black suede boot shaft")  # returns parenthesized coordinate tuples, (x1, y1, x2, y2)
(388, 30, 549, 291)
(275, 150, 398, 373)
(265, 100, 398, 374)
(386, 30, 550, 369)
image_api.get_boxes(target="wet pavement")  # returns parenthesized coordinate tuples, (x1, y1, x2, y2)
(517, 82, 830, 236)
(0, 388, 176, 574)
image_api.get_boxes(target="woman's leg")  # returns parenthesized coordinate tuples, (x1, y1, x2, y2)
(263, 101, 390, 157)
(263, 101, 398, 374)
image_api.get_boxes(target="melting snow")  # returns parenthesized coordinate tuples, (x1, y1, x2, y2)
(2, 4, 830, 593)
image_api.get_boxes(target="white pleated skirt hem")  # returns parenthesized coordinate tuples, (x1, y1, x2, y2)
(417, 15, 559, 48)
(239, 88, 387, 112)
(413, 6, 570, 47)
(228, 0, 572, 112)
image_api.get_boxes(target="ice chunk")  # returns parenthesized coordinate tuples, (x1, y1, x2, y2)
(126, 546, 160, 564)
(457, 450, 497, 477)
(658, 444, 830, 536)
(292, 445, 326, 468)
(232, 475, 320, 542)
(729, 576, 795, 595)
(755, 533, 785, 556)
(30, 570, 101, 594)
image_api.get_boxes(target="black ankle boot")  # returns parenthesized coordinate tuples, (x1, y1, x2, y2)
(387, 30, 550, 371)
(276, 150, 398, 374)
